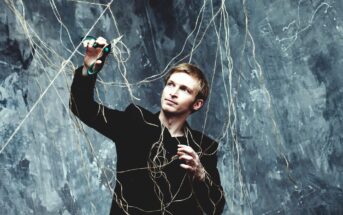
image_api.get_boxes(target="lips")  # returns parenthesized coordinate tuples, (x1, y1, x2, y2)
(165, 99, 177, 105)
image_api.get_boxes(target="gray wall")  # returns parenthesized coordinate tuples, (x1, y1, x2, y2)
(1, 0, 342, 214)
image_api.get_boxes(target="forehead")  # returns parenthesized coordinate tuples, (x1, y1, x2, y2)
(168, 72, 200, 90)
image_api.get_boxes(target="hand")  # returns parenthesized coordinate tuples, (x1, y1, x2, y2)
(82, 36, 108, 75)
(177, 144, 206, 182)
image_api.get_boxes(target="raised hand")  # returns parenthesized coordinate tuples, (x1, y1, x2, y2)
(82, 36, 109, 76)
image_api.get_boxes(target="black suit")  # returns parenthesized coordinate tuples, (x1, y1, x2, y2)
(70, 67, 225, 214)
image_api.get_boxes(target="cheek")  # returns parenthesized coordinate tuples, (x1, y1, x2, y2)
(161, 88, 167, 97)
(181, 95, 196, 105)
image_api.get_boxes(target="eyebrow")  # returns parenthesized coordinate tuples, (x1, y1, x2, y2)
(167, 78, 195, 94)
(179, 84, 194, 94)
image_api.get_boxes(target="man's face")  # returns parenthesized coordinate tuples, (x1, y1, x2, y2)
(161, 72, 203, 116)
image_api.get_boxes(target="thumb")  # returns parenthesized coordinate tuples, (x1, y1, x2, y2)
(93, 60, 103, 70)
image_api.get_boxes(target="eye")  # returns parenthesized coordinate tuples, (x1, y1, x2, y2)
(180, 86, 191, 94)
(167, 82, 175, 86)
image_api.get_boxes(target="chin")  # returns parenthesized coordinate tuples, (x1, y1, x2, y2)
(162, 106, 176, 114)
(161, 105, 176, 113)
(163, 107, 191, 117)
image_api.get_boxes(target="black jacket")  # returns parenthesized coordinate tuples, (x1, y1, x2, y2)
(70, 67, 225, 214)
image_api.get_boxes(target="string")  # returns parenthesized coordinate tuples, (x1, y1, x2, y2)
(2, 0, 329, 213)
(1, 0, 114, 153)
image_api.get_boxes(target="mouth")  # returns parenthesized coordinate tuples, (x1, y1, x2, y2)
(165, 99, 177, 105)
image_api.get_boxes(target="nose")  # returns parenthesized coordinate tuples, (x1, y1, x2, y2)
(169, 87, 179, 98)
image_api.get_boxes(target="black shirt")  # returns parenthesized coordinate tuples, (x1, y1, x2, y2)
(70, 67, 225, 214)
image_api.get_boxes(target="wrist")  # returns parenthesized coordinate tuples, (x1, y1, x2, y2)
(195, 166, 206, 182)
(82, 65, 89, 76)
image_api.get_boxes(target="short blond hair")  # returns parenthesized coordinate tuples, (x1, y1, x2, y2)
(164, 63, 209, 101)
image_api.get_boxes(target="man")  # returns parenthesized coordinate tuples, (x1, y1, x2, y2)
(70, 37, 225, 214)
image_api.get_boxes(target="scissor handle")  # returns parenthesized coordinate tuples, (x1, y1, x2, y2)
(87, 43, 111, 75)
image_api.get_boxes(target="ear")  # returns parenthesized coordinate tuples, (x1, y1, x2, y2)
(192, 99, 204, 111)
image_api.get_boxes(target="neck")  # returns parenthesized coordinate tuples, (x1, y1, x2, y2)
(159, 110, 188, 137)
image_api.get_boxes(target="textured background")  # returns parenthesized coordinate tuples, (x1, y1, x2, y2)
(1, 0, 343, 214)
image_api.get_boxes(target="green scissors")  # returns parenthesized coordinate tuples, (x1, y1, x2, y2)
(82, 36, 112, 75)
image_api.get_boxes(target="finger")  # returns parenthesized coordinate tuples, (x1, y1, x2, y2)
(178, 144, 188, 148)
(176, 152, 197, 162)
(177, 145, 197, 158)
(93, 60, 103, 71)
(177, 144, 192, 152)
(180, 163, 194, 171)
(87, 39, 96, 48)
(96, 36, 108, 46)
(177, 144, 194, 152)
(83, 38, 95, 48)
(95, 60, 102, 65)
(178, 154, 193, 162)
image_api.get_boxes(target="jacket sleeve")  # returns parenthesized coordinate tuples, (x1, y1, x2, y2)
(192, 140, 226, 215)
(69, 66, 129, 142)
